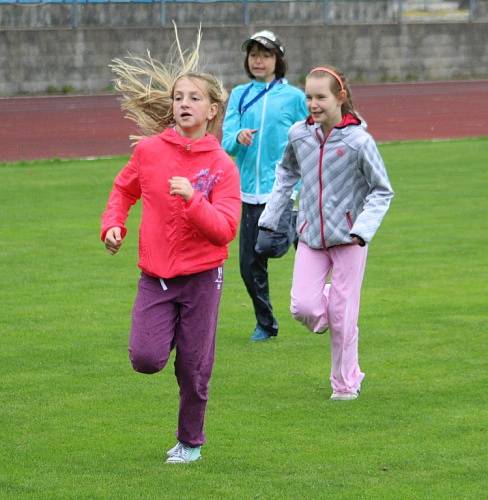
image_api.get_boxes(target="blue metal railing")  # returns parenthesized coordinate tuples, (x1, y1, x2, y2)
(0, 0, 481, 27)
(4, 0, 260, 3)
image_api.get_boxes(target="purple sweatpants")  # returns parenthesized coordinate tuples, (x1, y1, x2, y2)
(129, 267, 223, 447)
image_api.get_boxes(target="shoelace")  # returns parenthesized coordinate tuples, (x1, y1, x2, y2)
(171, 444, 191, 461)
(168, 442, 183, 456)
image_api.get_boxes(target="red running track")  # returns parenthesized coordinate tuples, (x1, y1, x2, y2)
(1, 80, 487, 162)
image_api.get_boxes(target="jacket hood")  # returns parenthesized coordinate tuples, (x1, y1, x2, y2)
(335, 113, 361, 128)
(306, 112, 361, 128)
(158, 127, 221, 153)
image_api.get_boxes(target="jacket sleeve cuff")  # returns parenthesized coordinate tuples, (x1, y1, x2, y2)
(350, 233, 366, 246)
(235, 129, 244, 144)
(185, 191, 203, 209)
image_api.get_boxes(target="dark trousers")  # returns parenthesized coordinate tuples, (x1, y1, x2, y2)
(239, 203, 279, 336)
(128, 268, 223, 447)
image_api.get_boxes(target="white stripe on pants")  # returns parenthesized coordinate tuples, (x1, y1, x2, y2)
(290, 241, 368, 394)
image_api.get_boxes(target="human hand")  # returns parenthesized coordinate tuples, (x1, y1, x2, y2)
(238, 129, 258, 146)
(104, 227, 123, 255)
(169, 176, 194, 201)
(351, 235, 365, 246)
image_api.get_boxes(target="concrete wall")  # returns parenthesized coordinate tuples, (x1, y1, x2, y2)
(0, 1, 403, 29)
(1, 20, 487, 95)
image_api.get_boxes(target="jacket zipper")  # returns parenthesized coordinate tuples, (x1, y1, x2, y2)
(255, 86, 270, 196)
(315, 128, 330, 248)
(298, 221, 308, 234)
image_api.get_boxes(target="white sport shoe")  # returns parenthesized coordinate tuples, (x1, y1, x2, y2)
(165, 442, 202, 464)
(330, 391, 359, 401)
(166, 442, 182, 457)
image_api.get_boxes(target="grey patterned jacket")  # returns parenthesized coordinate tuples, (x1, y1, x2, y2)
(259, 116, 394, 249)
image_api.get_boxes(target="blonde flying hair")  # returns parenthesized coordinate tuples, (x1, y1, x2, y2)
(109, 25, 228, 142)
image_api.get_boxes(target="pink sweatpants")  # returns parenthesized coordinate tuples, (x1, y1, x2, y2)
(290, 241, 368, 394)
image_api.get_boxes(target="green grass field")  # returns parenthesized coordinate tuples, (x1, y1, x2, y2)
(1, 138, 487, 499)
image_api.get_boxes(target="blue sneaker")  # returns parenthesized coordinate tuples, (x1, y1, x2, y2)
(250, 325, 272, 342)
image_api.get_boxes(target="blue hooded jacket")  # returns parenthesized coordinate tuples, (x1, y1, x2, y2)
(222, 79, 307, 204)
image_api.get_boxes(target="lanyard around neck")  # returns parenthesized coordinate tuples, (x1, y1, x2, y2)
(238, 79, 281, 115)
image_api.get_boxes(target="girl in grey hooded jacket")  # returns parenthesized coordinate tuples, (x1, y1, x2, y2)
(259, 66, 394, 400)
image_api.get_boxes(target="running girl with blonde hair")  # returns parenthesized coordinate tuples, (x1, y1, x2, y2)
(101, 30, 241, 463)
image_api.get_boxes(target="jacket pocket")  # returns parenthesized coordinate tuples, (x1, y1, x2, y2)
(345, 211, 353, 230)
(298, 220, 308, 235)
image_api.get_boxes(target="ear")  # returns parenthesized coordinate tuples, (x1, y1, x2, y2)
(207, 102, 218, 121)
(338, 89, 348, 103)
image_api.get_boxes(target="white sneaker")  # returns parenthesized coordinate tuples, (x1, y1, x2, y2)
(166, 442, 182, 457)
(165, 443, 202, 464)
(330, 391, 359, 401)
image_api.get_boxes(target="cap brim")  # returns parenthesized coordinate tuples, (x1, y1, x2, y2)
(241, 37, 283, 55)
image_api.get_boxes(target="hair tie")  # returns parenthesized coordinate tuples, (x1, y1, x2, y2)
(309, 67, 345, 92)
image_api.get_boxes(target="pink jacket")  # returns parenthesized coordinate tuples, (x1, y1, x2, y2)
(101, 128, 241, 278)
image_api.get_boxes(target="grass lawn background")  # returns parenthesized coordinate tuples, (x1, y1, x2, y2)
(1, 138, 487, 499)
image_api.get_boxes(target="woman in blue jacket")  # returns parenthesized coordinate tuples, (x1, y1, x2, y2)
(222, 30, 307, 341)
